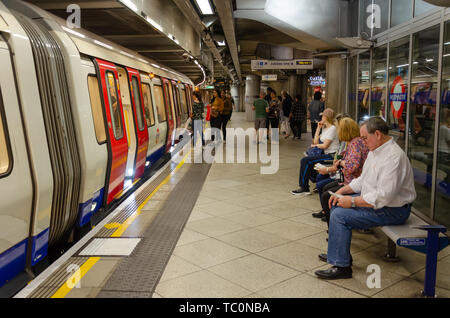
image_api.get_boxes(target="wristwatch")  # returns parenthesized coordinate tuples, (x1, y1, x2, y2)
(351, 197, 356, 208)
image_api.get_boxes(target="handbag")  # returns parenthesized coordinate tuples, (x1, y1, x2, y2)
(306, 146, 324, 157)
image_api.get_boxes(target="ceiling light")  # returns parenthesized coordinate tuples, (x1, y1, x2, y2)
(120, 0, 138, 12)
(217, 40, 226, 47)
(151, 63, 161, 68)
(195, 0, 214, 15)
(396, 64, 409, 68)
(426, 58, 434, 62)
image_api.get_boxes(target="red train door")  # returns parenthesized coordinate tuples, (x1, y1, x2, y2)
(95, 58, 128, 204)
(171, 80, 182, 127)
(127, 67, 149, 181)
(161, 77, 175, 152)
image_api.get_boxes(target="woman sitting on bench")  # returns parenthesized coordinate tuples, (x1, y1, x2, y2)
(314, 117, 369, 223)
(291, 108, 340, 196)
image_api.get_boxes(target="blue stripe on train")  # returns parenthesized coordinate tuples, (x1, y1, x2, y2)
(0, 239, 27, 287)
(148, 146, 166, 167)
(31, 228, 49, 266)
(77, 188, 105, 227)
(0, 228, 49, 287)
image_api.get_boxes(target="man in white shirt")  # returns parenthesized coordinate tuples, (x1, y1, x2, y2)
(315, 116, 416, 280)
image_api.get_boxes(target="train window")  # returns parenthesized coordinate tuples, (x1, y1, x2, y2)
(0, 92, 11, 176)
(87, 75, 107, 144)
(105, 71, 123, 140)
(131, 77, 145, 131)
(153, 85, 167, 122)
(141, 83, 155, 127)
(180, 87, 188, 115)
(163, 83, 173, 121)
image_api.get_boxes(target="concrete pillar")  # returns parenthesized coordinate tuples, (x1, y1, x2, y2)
(288, 75, 298, 98)
(231, 85, 240, 112)
(326, 56, 346, 114)
(244, 75, 260, 122)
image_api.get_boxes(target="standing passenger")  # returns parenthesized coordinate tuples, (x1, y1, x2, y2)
(210, 89, 224, 142)
(289, 94, 306, 140)
(253, 91, 269, 143)
(220, 90, 233, 142)
(309, 91, 325, 138)
(191, 91, 205, 146)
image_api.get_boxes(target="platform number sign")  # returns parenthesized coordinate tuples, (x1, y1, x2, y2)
(66, 4, 81, 29)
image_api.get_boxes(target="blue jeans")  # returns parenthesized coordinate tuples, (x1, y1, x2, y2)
(327, 195, 411, 267)
(316, 174, 333, 196)
(298, 154, 333, 191)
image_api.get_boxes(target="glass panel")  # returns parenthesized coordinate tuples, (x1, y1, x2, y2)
(371, 44, 387, 117)
(391, 0, 412, 27)
(87, 75, 106, 144)
(0, 93, 10, 175)
(165, 82, 174, 120)
(409, 25, 440, 217)
(131, 77, 145, 131)
(358, 51, 370, 124)
(348, 55, 358, 120)
(435, 21, 450, 227)
(388, 36, 410, 149)
(106, 71, 123, 140)
(154, 85, 167, 122)
(180, 87, 188, 114)
(141, 83, 155, 127)
(414, 0, 436, 17)
(359, 0, 389, 37)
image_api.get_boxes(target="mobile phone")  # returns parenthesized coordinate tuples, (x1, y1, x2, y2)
(328, 191, 344, 199)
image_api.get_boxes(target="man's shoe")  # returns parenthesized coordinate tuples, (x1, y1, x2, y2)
(321, 216, 327, 222)
(312, 187, 319, 193)
(318, 253, 328, 262)
(318, 254, 353, 265)
(315, 266, 352, 280)
(312, 210, 325, 218)
(291, 187, 310, 195)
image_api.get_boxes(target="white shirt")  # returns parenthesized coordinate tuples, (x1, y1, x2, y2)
(320, 125, 340, 154)
(349, 138, 416, 210)
(439, 125, 450, 153)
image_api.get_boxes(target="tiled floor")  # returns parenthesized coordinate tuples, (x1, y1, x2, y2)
(153, 112, 450, 298)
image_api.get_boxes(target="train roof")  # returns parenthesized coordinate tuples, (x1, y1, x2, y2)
(12, 1, 194, 85)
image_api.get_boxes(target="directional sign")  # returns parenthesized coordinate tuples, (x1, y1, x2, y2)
(251, 59, 313, 70)
(262, 74, 277, 81)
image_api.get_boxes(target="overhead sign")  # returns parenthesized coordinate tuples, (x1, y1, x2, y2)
(251, 59, 313, 70)
(390, 76, 407, 118)
(262, 74, 277, 81)
(309, 76, 325, 86)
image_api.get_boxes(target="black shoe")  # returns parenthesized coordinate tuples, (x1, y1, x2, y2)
(315, 266, 352, 280)
(318, 253, 328, 262)
(321, 216, 327, 222)
(318, 254, 353, 265)
(312, 187, 319, 193)
(312, 210, 325, 218)
(291, 187, 310, 195)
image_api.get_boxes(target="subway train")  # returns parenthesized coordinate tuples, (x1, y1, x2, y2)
(0, 0, 194, 291)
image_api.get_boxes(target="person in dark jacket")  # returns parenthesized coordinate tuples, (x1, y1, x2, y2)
(191, 91, 205, 146)
(289, 94, 306, 140)
(309, 91, 325, 138)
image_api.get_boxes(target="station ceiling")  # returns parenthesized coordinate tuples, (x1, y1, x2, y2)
(25, 0, 349, 85)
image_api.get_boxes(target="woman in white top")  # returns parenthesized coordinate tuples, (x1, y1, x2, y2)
(292, 108, 340, 195)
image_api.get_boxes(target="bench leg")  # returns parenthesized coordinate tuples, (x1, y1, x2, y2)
(422, 231, 440, 298)
(383, 238, 400, 262)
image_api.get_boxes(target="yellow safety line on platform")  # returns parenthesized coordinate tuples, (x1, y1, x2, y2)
(51, 257, 100, 298)
(49, 150, 190, 298)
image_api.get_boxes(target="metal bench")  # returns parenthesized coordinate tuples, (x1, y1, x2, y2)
(381, 213, 449, 297)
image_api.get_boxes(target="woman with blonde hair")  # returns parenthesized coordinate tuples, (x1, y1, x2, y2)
(315, 117, 369, 233)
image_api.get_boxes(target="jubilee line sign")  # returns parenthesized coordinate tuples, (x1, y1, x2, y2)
(251, 59, 313, 70)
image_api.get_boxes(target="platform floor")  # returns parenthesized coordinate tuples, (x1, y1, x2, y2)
(16, 112, 450, 298)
